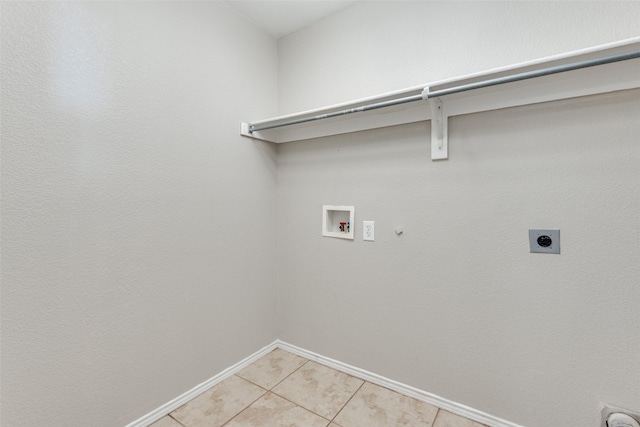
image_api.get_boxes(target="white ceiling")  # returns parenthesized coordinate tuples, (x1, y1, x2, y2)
(223, 0, 359, 39)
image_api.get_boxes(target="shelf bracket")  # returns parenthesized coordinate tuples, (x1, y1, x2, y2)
(423, 88, 448, 160)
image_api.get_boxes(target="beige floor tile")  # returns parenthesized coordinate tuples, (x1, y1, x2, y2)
(225, 392, 330, 427)
(271, 361, 364, 419)
(149, 416, 184, 427)
(334, 382, 439, 427)
(237, 348, 307, 389)
(433, 410, 487, 427)
(171, 375, 265, 427)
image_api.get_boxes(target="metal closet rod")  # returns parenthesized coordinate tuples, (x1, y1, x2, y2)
(249, 50, 640, 133)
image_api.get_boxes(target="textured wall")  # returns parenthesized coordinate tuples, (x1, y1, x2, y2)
(276, 2, 640, 426)
(1, 2, 278, 426)
(279, 1, 640, 114)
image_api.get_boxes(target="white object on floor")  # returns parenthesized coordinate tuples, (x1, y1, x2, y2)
(608, 413, 640, 427)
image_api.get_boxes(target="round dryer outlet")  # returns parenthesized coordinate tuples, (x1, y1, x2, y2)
(608, 413, 640, 427)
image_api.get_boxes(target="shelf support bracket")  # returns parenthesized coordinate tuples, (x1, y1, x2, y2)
(423, 88, 448, 160)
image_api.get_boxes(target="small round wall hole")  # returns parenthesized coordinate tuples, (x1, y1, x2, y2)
(537, 235, 552, 247)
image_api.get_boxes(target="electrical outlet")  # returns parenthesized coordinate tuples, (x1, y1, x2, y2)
(529, 229, 560, 254)
(363, 221, 374, 241)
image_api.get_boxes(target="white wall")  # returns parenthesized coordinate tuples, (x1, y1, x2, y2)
(276, 2, 640, 426)
(0, 2, 278, 426)
(279, 1, 640, 114)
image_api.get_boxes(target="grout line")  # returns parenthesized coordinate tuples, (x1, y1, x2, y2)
(221, 356, 311, 427)
(329, 380, 365, 424)
(433, 407, 441, 426)
(269, 358, 310, 390)
(266, 358, 359, 423)
(219, 387, 269, 427)
(232, 373, 270, 393)
(234, 372, 272, 391)
(267, 391, 334, 424)
(266, 384, 333, 421)
(167, 414, 187, 427)
(221, 390, 334, 427)
(235, 357, 308, 391)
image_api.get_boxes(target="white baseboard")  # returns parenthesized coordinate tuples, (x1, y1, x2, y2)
(125, 339, 524, 427)
(275, 340, 524, 427)
(124, 340, 279, 427)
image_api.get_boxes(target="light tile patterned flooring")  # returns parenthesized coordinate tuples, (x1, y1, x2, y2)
(150, 348, 487, 427)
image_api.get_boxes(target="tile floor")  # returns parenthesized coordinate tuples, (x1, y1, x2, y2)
(150, 348, 488, 427)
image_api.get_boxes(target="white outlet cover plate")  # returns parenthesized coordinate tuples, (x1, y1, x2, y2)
(363, 221, 374, 241)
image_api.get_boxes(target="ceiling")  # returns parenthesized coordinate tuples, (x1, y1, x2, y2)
(223, 0, 359, 39)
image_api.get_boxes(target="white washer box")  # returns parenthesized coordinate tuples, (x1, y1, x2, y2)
(322, 205, 354, 240)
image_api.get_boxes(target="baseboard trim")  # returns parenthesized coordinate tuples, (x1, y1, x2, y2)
(125, 339, 524, 427)
(276, 340, 524, 427)
(124, 340, 279, 427)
